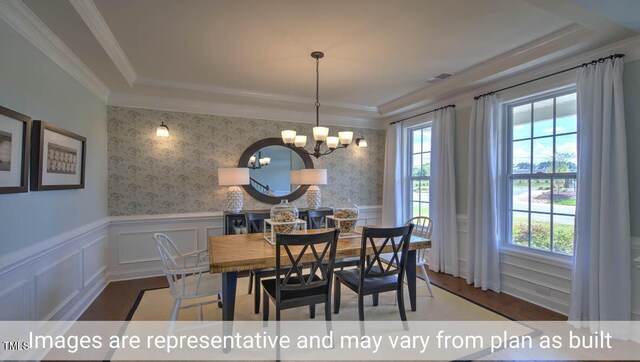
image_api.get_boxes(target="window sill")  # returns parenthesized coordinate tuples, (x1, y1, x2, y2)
(499, 245, 573, 270)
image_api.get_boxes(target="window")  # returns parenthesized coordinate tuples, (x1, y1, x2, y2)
(507, 90, 577, 255)
(409, 125, 431, 218)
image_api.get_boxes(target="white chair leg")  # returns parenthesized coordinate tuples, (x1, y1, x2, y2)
(418, 265, 434, 297)
(171, 299, 181, 321)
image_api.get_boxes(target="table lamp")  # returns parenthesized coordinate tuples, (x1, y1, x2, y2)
(218, 168, 250, 213)
(300, 169, 327, 209)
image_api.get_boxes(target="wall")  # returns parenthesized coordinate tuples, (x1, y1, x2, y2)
(0, 19, 108, 256)
(0, 17, 108, 321)
(107, 106, 385, 216)
(450, 59, 640, 318)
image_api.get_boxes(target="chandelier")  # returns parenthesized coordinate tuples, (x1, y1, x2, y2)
(247, 151, 270, 169)
(281, 51, 353, 158)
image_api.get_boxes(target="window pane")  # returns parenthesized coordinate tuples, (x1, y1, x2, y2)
(422, 152, 431, 176)
(553, 178, 576, 215)
(555, 134, 577, 173)
(512, 140, 531, 174)
(533, 99, 554, 137)
(412, 129, 422, 153)
(420, 202, 430, 217)
(412, 180, 420, 202)
(553, 215, 575, 255)
(511, 179, 529, 211)
(422, 128, 432, 153)
(530, 213, 551, 251)
(533, 137, 553, 173)
(420, 180, 430, 203)
(512, 104, 531, 140)
(531, 178, 551, 213)
(412, 154, 422, 176)
(511, 211, 529, 247)
(412, 202, 420, 218)
(555, 93, 577, 134)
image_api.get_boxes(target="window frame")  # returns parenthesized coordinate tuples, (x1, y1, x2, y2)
(504, 87, 577, 257)
(407, 122, 432, 220)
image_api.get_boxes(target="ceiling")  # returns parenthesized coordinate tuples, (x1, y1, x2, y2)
(14, 0, 640, 127)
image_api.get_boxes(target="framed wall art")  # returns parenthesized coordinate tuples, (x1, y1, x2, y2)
(0, 105, 30, 194)
(31, 121, 86, 191)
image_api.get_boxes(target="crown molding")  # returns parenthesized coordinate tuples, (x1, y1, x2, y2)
(70, 0, 137, 86)
(0, 0, 110, 102)
(378, 24, 594, 117)
(134, 77, 379, 114)
(108, 92, 387, 130)
(387, 33, 640, 122)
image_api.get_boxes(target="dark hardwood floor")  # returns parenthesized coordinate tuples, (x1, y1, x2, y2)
(79, 271, 566, 321)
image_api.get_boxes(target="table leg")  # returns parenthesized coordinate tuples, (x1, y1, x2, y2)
(406, 250, 417, 311)
(222, 271, 238, 353)
(222, 271, 238, 321)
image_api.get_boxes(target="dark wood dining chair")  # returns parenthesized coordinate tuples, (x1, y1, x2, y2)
(245, 212, 270, 299)
(333, 224, 414, 323)
(262, 229, 340, 322)
(306, 209, 334, 229)
(245, 211, 305, 315)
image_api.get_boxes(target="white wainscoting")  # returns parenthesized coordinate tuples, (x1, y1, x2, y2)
(108, 212, 225, 281)
(0, 218, 109, 321)
(0, 206, 382, 321)
(2, 206, 637, 322)
(108, 206, 382, 281)
(456, 214, 640, 319)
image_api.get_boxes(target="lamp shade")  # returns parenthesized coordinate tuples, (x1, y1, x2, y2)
(218, 168, 250, 186)
(300, 169, 327, 185)
(290, 170, 301, 185)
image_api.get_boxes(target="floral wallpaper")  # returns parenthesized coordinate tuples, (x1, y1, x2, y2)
(107, 106, 386, 216)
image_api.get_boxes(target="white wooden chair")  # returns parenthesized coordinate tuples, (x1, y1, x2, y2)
(381, 216, 434, 297)
(154, 233, 222, 320)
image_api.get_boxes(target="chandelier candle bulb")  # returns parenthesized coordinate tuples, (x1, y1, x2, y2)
(313, 126, 329, 141)
(338, 131, 353, 145)
(326, 136, 339, 149)
(281, 130, 297, 144)
(294, 135, 307, 147)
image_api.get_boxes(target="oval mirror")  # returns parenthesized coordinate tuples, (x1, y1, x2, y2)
(238, 138, 313, 204)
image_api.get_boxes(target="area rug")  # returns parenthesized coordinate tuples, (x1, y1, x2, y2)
(129, 276, 513, 322)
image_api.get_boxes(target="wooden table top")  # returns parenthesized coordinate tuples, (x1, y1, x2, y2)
(208, 228, 431, 273)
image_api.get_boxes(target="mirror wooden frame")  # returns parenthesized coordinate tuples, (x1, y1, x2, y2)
(238, 138, 313, 204)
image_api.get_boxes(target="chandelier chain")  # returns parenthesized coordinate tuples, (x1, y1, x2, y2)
(315, 57, 320, 127)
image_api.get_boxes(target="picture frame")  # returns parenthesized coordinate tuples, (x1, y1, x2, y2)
(31, 121, 86, 191)
(0, 105, 30, 194)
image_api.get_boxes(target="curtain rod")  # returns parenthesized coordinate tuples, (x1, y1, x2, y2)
(474, 53, 625, 100)
(389, 104, 456, 125)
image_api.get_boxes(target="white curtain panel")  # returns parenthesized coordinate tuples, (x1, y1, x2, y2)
(382, 123, 404, 227)
(466, 95, 504, 292)
(429, 107, 459, 276)
(569, 58, 631, 324)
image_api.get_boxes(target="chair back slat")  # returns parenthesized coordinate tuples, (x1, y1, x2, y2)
(306, 209, 333, 229)
(405, 217, 432, 262)
(275, 230, 340, 300)
(358, 225, 414, 283)
(245, 212, 270, 233)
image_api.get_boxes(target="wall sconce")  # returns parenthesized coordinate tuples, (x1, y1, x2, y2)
(355, 137, 367, 148)
(156, 122, 169, 138)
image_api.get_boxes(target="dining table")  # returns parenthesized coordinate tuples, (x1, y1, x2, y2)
(208, 228, 431, 322)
